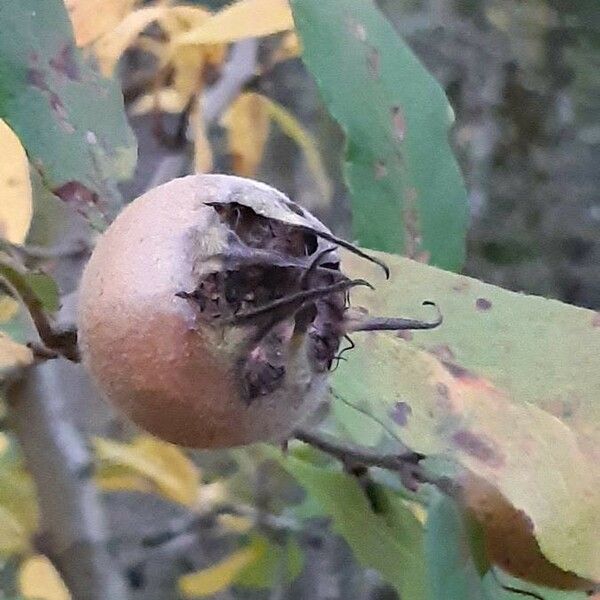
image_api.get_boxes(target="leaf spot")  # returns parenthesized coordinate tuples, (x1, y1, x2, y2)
(389, 401, 412, 426)
(475, 297, 492, 311)
(49, 44, 80, 81)
(429, 344, 456, 361)
(441, 359, 475, 380)
(391, 106, 406, 142)
(374, 160, 387, 180)
(366, 46, 380, 78)
(452, 429, 504, 467)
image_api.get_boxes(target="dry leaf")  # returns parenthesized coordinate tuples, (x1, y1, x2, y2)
(65, 0, 138, 47)
(19, 555, 71, 600)
(94, 435, 200, 507)
(179, 542, 263, 597)
(93, 6, 168, 75)
(175, 0, 294, 46)
(222, 92, 271, 177)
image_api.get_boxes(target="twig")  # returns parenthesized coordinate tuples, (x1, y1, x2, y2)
(0, 264, 79, 362)
(146, 39, 259, 190)
(294, 427, 427, 491)
(7, 360, 130, 600)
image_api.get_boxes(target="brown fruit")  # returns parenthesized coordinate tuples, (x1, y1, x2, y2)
(78, 174, 385, 448)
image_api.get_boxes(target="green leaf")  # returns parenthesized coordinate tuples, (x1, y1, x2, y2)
(333, 250, 600, 584)
(425, 488, 486, 600)
(0, 0, 137, 223)
(281, 455, 429, 600)
(291, 0, 468, 270)
(234, 534, 303, 589)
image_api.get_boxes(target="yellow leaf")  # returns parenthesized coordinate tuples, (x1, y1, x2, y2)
(179, 541, 264, 598)
(96, 471, 154, 495)
(93, 435, 200, 506)
(93, 6, 168, 75)
(0, 333, 33, 380)
(129, 88, 189, 116)
(171, 45, 206, 102)
(0, 504, 29, 555)
(0, 296, 19, 323)
(262, 96, 332, 200)
(217, 513, 253, 534)
(175, 0, 294, 46)
(0, 119, 32, 245)
(158, 5, 212, 37)
(222, 92, 270, 177)
(65, 0, 138, 46)
(270, 31, 301, 65)
(19, 555, 71, 600)
(191, 106, 214, 174)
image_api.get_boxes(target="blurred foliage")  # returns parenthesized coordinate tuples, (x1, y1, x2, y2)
(0, 0, 597, 599)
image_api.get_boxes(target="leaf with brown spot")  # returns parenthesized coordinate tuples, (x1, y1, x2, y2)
(0, 0, 136, 224)
(291, 0, 468, 269)
(331, 249, 600, 584)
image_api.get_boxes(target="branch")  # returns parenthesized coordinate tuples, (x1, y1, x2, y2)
(294, 427, 427, 492)
(0, 261, 79, 362)
(7, 360, 130, 600)
(147, 39, 259, 190)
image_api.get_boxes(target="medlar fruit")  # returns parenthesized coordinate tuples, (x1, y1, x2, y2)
(78, 174, 435, 448)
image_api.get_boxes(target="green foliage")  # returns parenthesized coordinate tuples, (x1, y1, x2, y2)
(234, 534, 303, 589)
(424, 488, 486, 600)
(281, 454, 429, 600)
(291, 0, 468, 270)
(0, 0, 136, 223)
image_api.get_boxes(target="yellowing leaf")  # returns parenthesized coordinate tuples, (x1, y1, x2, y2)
(65, 0, 138, 47)
(158, 5, 211, 37)
(93, 435, 200, 506)
(191, 106, 214, 174)
(129, 88, 188, 116)
(93, 6, 168, 75)
(19, 555, 71, 600)
(179, 541, 264, 598)
(0, 296, 19, 323)
(222, 92, 271, 177)
(270, 31, 301, 65)
(95, 471, 154, 495)
(0, 333, 33, 380)
(175, 0, 294, 46)
(0, 504, 29, 555)
(262, 96, 331, 200)
(217, 513, 253, 534)
(0, 119, 32, 244)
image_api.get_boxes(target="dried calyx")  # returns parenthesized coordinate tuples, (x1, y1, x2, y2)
(176, 197, 440, 404)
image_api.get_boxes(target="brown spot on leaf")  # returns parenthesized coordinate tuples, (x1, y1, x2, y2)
(441, 359, 476, 380)
(389, 401, 412, 426)
(49, 44, 80, 80)
(430, 344, 456, 361)
(592, 312, 600, 328)
(403, 187, 422, 260)
(475, 297, 492, 311)
(54, 182, 99, 213)
(391, 106, 406, 142)
(27, 64, 75, 134)
(452, 429, 503, 466)
(374, 160, 387, 179)
(366, 46, 380, 78)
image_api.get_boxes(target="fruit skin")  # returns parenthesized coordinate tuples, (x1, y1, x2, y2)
(78, 175, 331, 448)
